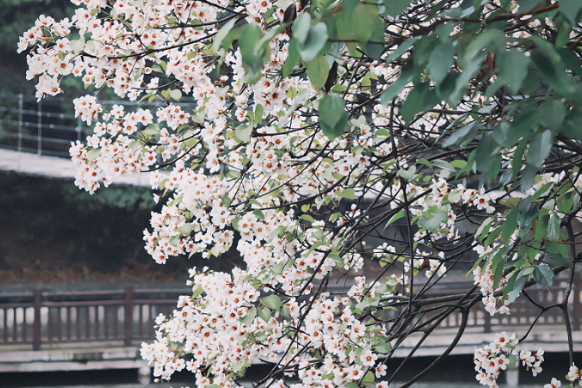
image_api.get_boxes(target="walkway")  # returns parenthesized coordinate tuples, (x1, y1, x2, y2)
(0, 148, 150, 187)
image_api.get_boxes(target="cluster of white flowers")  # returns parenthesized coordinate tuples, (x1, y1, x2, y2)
(543, 364, 582, 388)
(474, 332, 543, 388)
(472, 261, 512, 316)
(20, 0, 581, 386)
(140, 266, 394, 387)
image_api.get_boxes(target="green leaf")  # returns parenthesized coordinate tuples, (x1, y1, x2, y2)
(418, 206, 448, 232)
(401, 82, 440, 122)
(528, 130, 553, 168)
(214, 18, 238, 54)
(350, 4, 375, 43)
(307, 56, 330, 89)
(533, 264, 554, 289)
(539, 99, 566, 130)
(461, 29, 504, 68)
(299, 23, 328, 63)
(496, 49, 530, 94)
(239, 24, 269, 84)
(507, 273, 527, 304)
(283, 38, 301, 77)
(236, 124, 253, 142)
(428, 42, 454, 85)
(300, 214, 314, 222)
(559, 0, 582, 25)
(450, 52, 486, 104)
(292, 13, 311, 44)
(360, 15, 385, 60)
(254, 104, 264, 125)
(178, 223, 193, 236)
(192, 284, 204, 298)
(543, 253, 573, 269)
(339, 188, 355, 200)
(262, 294, 282, 311)
(545, 240, 569, 258)
(531, 48, 574, 96)
(443, 121, 481, 148)
(240, 307, 256, 326)
(491, 252, 505, 290)
(375, 341, 392, 354)
(501, 209, 518, 243)
(397, 165, 416, 180)
(258, 307, 271, 322)
(380, 62, 414, 104)
(169, 89, 182, 101)
(328, 253, 344, 267)
(319, 93, 350, 140)
(362, 371, 375, 386)
(87, 148, 101, 162)
(70, 36, 85, 53)
(383, 0, 413, 17)
(253, 209, 265, 220)
(386, 38, 417, 63)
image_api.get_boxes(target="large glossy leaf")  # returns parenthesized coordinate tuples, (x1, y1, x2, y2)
(319, 94, 350, 140)
(307, 56, 329, 89)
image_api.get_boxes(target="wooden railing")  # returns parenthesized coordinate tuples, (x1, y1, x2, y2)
(0, 278, 580, 351)
(0, 287, 188, 350)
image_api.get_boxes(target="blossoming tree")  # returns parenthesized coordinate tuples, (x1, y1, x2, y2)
(19, 0, 582, 387)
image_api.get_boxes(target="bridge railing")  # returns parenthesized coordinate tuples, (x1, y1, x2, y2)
(367, 273, 581, 334)
(0, 287, 188, 350)
(1, 278, 579, 351)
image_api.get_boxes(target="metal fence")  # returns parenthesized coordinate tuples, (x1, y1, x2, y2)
(0, 93, 84, 158)
(0, 93, 197, 158)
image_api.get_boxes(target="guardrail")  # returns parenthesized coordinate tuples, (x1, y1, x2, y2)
(0, 93, 198, 158)
(0, 277, 580, 351)
(0, 287, 188, 350)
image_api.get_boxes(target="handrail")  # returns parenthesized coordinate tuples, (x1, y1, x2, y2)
(0, 287, 190, 350)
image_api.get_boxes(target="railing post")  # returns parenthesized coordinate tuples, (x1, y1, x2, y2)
(124, 286, 133, 346)
(574, 272, 580, 331)
(17, 94, 23, 152)
(33, 289, 41, 350)
(77, 116, 82, 143)
(484, 308, 491, 333)
(37, 99, 42, 156)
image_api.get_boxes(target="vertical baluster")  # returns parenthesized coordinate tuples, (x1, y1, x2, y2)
(77, 116, 82, 143)
(33, 290, 41, 350)
(22, 306, 27, 342)
(86, 306, 90, 339)
(484, 305, 491, 333)
(124, 287, 133, 346)
(57, 307, 62, 341)
(114, 305, 119, 339)
(67, 307, 71, 341)
(37, 99, 42, 156)
(3, 307, 7, 342)
(104, 305, 109, 340)
(47, 307, 52, 343)
(76, 307, 81, 340)
(18, 94, 23, 152)
(150, 305, 155, 336)
(139, 303, 144, 337)
(12, 308, 18, 342)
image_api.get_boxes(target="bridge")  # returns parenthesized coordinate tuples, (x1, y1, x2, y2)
(1, 278, 581, 383)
